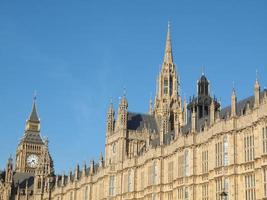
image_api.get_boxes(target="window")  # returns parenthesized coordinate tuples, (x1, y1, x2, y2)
(184, 149, 189, 176)
(215, 178, 223, 200)
(140, 171, 144, 190)
(109, 175, 115, 196)
(178, 154, 184, 178)
(167, 191, 173, 200)
(264, 168, 267, 198)
(84, 186, 88, 200)
(168, 161, 173, 182)
(170, 77, 173, 95)
(245, 174, 255, 200)
(70, 191, 73, 200)
(128, 170, 132, 192)
(202, 183, 209, 200)
(224, 178, 229, 200)
(263, 127, 267, 154)
(202, 150, 208, 174)
(184, 187, 189, 200)
(223, 137, 228, 165)
(215, 141, 223, 167)
(244, 133, 254, 162)
(164, 78, 168, 94)
(177, 187, 183, 200)
(152, 193, 157, 200)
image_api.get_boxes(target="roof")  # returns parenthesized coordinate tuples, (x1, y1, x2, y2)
(20, 131, 44, 145)
(12, 172, 35, 192)
(28, 100, 40, 123)
(127, 112, 158, 133)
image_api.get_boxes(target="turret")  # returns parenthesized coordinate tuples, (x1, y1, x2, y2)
(231, 88, 237, 117)
(183, 97, 188, 125)
(5, 156, 13, 183)
(116, 93, 128, 130)
(99, 152, 104, 168)
(254, 71, 260, 108)
(191, 107, 196, 132)
(160, 104, 170, 145)
(106, 100, 115, 134)
(82, 161, 87, 177)
(75, 164, 79, 181)
(210, 98, 215, 125)
(90, 160, 94, 175)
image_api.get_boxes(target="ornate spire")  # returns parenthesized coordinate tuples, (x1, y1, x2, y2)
(29, 94, 40, 123)
(163, 21, 173, 64)
(25, 94, 41, 132)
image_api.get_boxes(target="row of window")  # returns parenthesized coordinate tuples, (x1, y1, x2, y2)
(60, 168, 267, 200)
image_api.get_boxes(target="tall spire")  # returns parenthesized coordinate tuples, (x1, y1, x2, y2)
(163, 21, 173, 64)
(29, 94, 40, 123)
(25, 94, 40, 132)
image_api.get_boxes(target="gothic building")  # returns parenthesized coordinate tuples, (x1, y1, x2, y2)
(1, 23, 267, 200)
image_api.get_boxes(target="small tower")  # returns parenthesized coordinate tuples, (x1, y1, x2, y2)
(210, 98, 215, 125)
(99, 152, 104, 168)
(231, 87, 237, 117)
(75, 164, 79, 181)
(116, 93, 128, 130)
(106, 100, 115, 135)
(5, 156, 13, 183)
(254, 71, 260, 108)
(90, 160, 94, 175)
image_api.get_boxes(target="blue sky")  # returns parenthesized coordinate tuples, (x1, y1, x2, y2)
(0, 0, 267, 173)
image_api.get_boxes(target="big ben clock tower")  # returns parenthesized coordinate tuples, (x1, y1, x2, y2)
(15, 97, 49, 174)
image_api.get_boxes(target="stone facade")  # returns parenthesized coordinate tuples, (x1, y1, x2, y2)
(1, 23, 267, 200)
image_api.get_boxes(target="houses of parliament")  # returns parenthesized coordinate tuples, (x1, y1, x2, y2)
(1, 24, 267, 200)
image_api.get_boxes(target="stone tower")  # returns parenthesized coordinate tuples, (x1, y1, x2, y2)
(15, 97, 46, 174)
(154, 22, 183, 143)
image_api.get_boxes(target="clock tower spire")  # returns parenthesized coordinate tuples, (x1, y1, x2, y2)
(15, 95, 51, 174)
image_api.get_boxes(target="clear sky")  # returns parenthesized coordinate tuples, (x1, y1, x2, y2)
(0, 0, 267, 173)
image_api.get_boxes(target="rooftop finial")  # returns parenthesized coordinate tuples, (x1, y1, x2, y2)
(163, 21, 173, 63)
(28, 92, 40, 123)
(255, 69, 260, 86)
(232, 81, 236, 95)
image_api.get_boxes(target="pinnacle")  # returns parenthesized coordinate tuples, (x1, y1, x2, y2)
(29, 97, 40, 123)
(163, 22, 173, 64)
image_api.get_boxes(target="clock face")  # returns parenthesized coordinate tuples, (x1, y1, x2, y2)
(27, 154, 39, 168)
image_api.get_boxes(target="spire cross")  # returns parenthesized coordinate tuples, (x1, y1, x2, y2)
(256, 69, 259, 81)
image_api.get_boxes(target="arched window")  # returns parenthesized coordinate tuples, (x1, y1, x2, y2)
(164, 78, 168, 94)
(128, 170, 132, 192)
(84, 186, 88, 200)
(70, 191, 73, 200)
